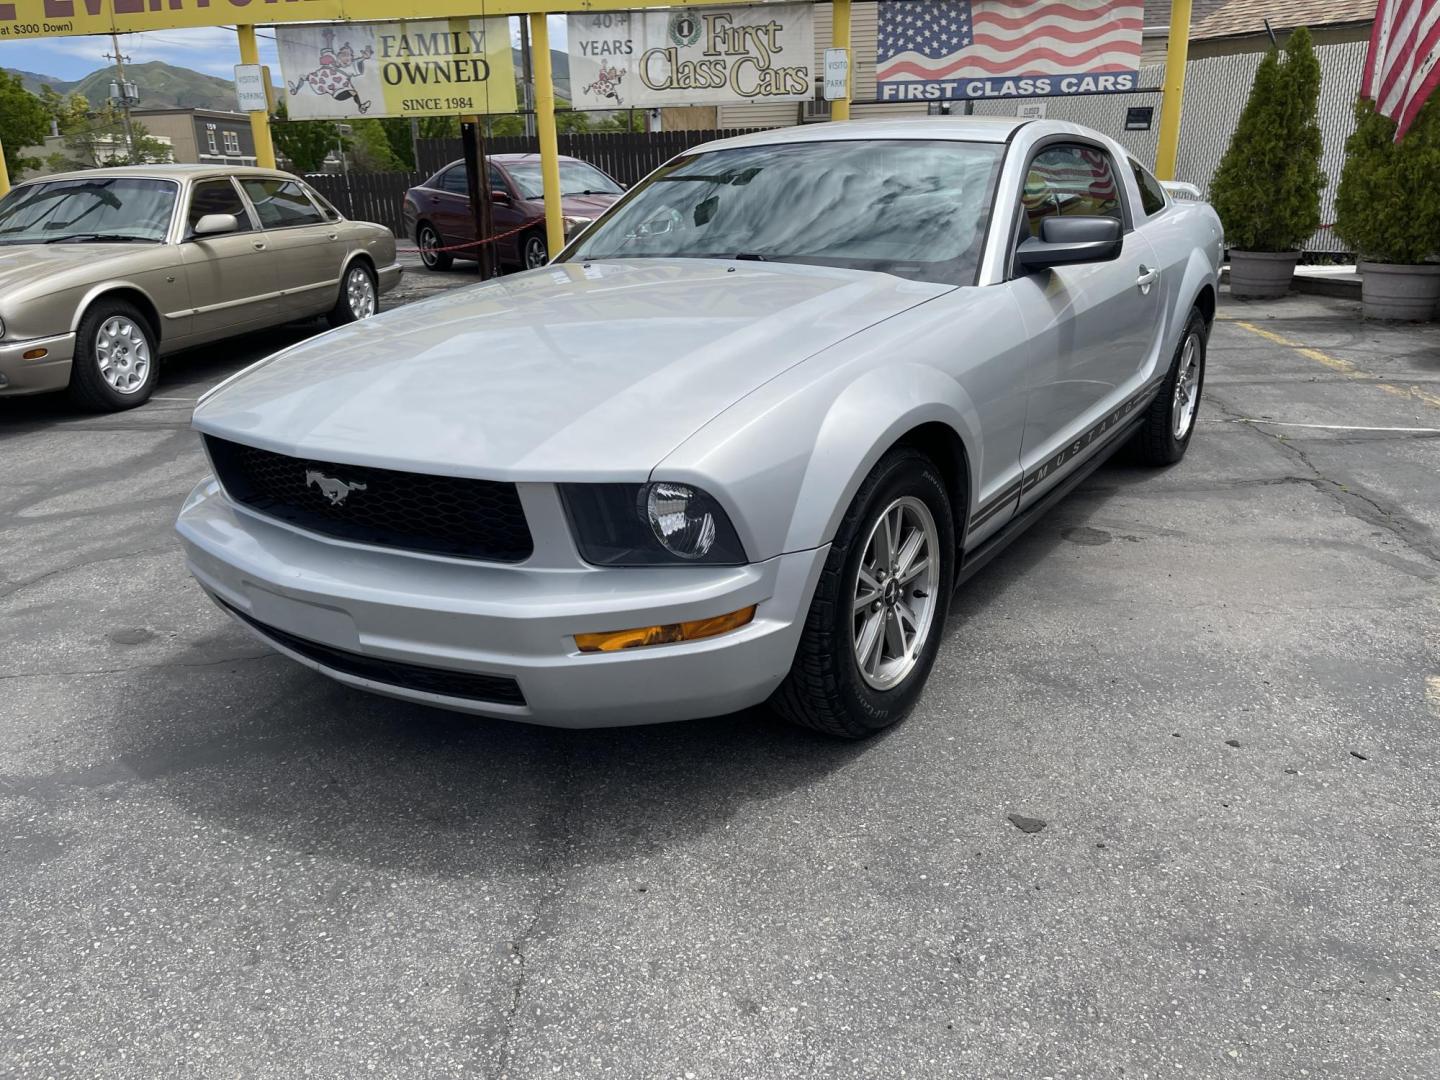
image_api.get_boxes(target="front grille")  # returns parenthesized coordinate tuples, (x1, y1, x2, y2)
(220, 599, 526, 707)
(205, 436, 533, 562)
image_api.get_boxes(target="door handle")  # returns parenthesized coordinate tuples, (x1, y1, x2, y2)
(1137, 265, 1159, 293)
(327, 232, 338, 241)
(252, 240, 267, 251)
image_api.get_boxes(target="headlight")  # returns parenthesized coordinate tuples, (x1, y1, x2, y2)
(560, 482, 747, 566)
(563, 215, 593, 236)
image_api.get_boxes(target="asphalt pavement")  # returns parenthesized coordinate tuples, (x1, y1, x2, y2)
(2, 277, 1437, 1079)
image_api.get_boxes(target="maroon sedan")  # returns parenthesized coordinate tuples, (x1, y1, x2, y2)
(401, 153, 624, 272)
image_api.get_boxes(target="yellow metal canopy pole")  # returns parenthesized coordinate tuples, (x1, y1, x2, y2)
(237, 25, 277, 169)
(831, 0, 852, 122)
(0, 141, 10, 199)
(529, 12, 565, 258)
(1154, 0, 1192, 180)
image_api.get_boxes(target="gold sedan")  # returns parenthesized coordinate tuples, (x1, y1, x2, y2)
(0, 165, 401, 410)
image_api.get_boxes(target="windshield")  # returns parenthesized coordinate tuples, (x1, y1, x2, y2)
(0, 177, 176, 245)
(568, 139, 1006, 286)
(506, 160, 623, 200)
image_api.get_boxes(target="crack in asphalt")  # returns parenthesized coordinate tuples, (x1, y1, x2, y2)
(493, 744, 578, 1080)
(0, 543, 180, 601)
(1204, 389, 1440, 569)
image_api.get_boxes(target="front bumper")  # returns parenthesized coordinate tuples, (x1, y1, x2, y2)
(176, 478, 827, 728)
(0, 332, 76, 397)
(376, 261, 403, 295)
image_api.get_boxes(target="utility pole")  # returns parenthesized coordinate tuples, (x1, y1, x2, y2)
(519, 17, 536, 138)
(105, 32, 138, 162)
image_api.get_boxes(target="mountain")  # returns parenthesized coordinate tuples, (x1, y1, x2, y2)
(6, 68, 74, 95)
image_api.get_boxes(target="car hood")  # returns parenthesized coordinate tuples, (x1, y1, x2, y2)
(193, 258, 948, 480)
(557, 192, 620, 218)
(0, 243, 121, 294)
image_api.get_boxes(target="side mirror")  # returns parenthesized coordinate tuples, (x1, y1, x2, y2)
(490, 189, 512, 206)
(1015, 216, 1123, 272)
(192, 213, 240, 238)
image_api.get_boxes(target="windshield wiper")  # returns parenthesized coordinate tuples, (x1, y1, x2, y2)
(44, 233, 157, 244)
(733, 252, 767, 261)
(562, 189, 617, 196)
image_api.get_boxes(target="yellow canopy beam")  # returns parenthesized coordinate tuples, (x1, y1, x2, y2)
(1154, 0, 1192, 180)
(530, 12, 565, 259)
(0, 140, 10, 200)
(237, 25, 277, 170)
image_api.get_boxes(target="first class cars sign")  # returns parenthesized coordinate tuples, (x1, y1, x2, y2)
(276, 18, 516, 119)
(568, 4, 815, 108)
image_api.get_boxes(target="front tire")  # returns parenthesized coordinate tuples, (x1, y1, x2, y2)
(417, 223, 452, 271)
(67, 300, 157, 411)
(1135, 307, 1207, 465)
(327, 261, 378, 328)
(770, 448, 955, 738)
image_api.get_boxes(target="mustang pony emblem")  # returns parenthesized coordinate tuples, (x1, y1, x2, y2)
(305, 470, 367, 506)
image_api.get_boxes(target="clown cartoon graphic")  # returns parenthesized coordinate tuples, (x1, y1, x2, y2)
(584, 64, 626, 107)
(289, 28, 376, 114)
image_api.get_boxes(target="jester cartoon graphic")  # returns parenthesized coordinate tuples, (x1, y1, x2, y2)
(289, 28, 376, 114)
(584, 64, 626, 107)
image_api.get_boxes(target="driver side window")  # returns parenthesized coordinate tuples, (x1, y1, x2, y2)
(187, 179, 251, 234)
(1021, 144, 1123, 238)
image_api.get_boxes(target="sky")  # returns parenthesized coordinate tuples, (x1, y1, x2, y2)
(0, 17, 568, 85)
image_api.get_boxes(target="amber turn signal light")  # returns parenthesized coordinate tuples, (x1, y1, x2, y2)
(575, 605, 757, 653)
(21, 348, 48, 360)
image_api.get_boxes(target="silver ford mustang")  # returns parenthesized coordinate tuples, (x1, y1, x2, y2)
(176, 118, 1222, 737)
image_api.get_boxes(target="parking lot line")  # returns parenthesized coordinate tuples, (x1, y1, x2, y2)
(1224, 317, 1440, 411)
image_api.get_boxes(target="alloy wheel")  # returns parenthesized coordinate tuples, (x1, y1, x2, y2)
(852, 496, 940, 691)
(95, 316, 151, 395)
(524, 235, 548, 269)
(346, 266, 377, 319)
(1172, 331, 1202, 439)
(419, 226, 440, 268)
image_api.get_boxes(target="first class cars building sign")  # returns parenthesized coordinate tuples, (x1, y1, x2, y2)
(568, 4, 815, 109)
(276, 19, 516, 120)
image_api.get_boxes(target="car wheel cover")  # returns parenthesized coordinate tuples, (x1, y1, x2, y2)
(346, 266, 376, 319)
(852, 495, 940, 691)
(420, 227, 439, 266)
(525, 237, 547, 269)
(1172, 331, 1202, 439)
(95, 316, 151, 395)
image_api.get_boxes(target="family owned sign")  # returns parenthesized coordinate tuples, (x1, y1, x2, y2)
(568, 4, 816, 109)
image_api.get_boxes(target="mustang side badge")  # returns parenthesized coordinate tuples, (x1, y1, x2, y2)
(305, 469, 367, 506)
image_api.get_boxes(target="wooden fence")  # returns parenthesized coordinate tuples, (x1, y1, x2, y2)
(309, 129, 775, 237)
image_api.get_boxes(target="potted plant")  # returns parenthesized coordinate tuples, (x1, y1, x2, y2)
(1209, 27, 1325, 299)
(1334, 96, 1440, 320)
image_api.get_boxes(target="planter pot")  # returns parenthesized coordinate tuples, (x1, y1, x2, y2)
(1358, 261, 1440, 321)
(1228, 250, 1301, 299)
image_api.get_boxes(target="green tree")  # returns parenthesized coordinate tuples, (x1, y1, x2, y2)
(347, 118, 404, 172)
(0, 70, 51, 180)
(1209, 26, 1325, 252)
(1334, 96, 1440, 264)
(270, 100, 344, 174)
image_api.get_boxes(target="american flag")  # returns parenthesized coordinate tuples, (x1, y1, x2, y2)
(877, 0, 1144, 86)
(1363, 0, 1440, 139)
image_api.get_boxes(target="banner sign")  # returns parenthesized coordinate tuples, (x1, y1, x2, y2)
(876, 0, 1144, 102)
(276, 19, 515, 120)
(0, 0, 552, 43)
(568, 4, 815, 109)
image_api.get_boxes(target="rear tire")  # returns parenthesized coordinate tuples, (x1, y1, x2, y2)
(521, 231, 548, 270)
(67, 300, 157, 412)
(1135, 307, 1207, 465)
(417, 223, 452, 271)
(770, 449, 955, 739)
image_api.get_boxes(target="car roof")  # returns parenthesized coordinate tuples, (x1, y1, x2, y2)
(691, 116, 1033, 153)
(22, 164, 301, 185)
(440, 154, 583, 169)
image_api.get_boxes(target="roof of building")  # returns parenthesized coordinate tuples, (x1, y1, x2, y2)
(1146, 0, 1376, 39)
